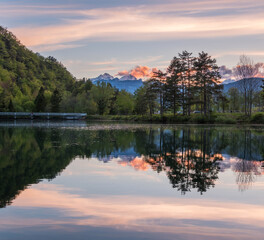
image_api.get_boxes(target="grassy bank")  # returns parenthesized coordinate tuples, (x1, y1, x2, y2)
(87, 112, 264, 124)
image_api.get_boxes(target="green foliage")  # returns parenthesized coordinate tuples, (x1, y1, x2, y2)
(0, 26, 75, 111)
(190, 114, 207, 123)
(134, 86, 148, 115)
(215, 116, 236, 124)
(0, 90, 10, 112)
(235, 114, 250, 123)
(8, 99, 14, 112)
(34, 87, 46, 112)
(250, 113, 264, 123)
(194, 52, 222, 115)
(50, 89, 62, 112)
(228, 87, 240, 112)
(24, 101, 35, 112)
(144, 82, 158, 116)
(90, 82, 115, 115)
(90, 112, 264, 124)
(116, 90, 134, 115)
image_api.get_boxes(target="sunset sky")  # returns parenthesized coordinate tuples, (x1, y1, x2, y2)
(1, 0, 264, 79)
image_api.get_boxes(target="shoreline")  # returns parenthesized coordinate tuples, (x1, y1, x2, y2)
(86, 113, 264, 125)
(1, 112, 264, 125)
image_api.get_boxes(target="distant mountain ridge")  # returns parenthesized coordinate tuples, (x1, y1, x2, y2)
(223, 77, 263, 92)
(91, 73, 143, 93)
(221, 79, 236, 85)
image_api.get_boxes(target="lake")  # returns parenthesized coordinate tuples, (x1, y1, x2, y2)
(0, 121, 264, 240)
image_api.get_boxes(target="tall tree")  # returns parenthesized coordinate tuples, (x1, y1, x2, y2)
(194, 52, 222, 116)
(253, 91, 263, 112)
(167, 57, 184, 116)
(116, 90, 135, 115)
(234, 55, 259, 116)
(8, 99, 14, 112)
(134, 86, 148, 115)
(50, 88, 62, 112)
(148, 70, 167, 117)
(34, 87, 46, 112)
(218, 93, 229, 113)
(228, 87, 240, 112)
(109, 88, 119, 115)
(144, 81, 158, 116)
(91, 82, 114, 115)
(178, 51, 196, 115)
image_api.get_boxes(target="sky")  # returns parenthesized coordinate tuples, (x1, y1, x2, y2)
(1, 0, 264, 79)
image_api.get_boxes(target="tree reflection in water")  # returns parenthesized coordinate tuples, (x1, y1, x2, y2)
(233, 160, 261, 191)
(0, 125, 264, 207)
(140, 128, 223, 194)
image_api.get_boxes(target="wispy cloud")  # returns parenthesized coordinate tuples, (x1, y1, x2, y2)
(5, 0, 264, 50)
(31, 43, 85, 52)
(214, 51, 264, 59)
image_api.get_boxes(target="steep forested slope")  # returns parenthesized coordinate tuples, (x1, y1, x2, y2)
(0, 26, 75, 111)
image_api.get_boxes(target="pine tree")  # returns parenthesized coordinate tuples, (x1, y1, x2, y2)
(166, 57, 182, 116)
(193, 52, 222, 116)
(148, 70, 167, 117)
(8, 99, 14, 112)
(34, 87, 46, 112)
(51, 88, 62, 112)
(144, 81, 157, 116)
(178, 51, 196, 115)
(134, 86, 148, 115)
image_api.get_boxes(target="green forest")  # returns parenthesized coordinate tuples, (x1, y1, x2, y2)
(1, 26, 264, 122)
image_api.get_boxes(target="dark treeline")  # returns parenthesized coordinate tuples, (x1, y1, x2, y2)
(1, 125, 264, 207)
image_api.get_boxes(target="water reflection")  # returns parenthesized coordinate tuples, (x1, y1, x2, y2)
(7, 184, 264, 240)
(1, 124, 264, 208)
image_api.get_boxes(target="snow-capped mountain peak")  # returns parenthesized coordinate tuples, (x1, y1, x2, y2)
(92, 73, 114, 82)
(89, 73, 143, 93)
(120, 74, 137, 81)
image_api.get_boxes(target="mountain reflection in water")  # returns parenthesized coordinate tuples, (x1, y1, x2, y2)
(0, 124, 264, 208)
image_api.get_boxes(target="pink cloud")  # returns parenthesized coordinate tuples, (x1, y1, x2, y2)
(118, 156, 149, 171)
(117, 70, 129, 76)
(118, 66, 159, 79)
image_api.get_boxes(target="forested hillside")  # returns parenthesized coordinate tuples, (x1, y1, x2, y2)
(0, 26, 75, 111)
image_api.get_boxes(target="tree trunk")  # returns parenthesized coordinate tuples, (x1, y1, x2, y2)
(204, 90, 207, 116)
(173, 96, 176, 117)
(249, 91, 252, 116)
(160, 91, 163, 117)
(244, 91, 247, 116)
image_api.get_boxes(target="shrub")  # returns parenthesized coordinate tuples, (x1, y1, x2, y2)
(190, 114, 206, 123)
(250, 113, 264, 124)
(215, 116, 236, 124)
(235, 114, 250, 123)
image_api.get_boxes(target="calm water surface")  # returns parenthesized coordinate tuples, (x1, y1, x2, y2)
(0, 121, 264, 240)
